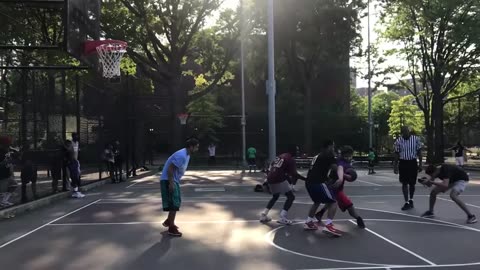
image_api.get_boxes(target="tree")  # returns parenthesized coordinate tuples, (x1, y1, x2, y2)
(271, 0, 365, 153)
(380, 0, 480, 162)
(388, 95, 424, 138)
(372, 91, 400, 150)
(102, 0, 239, 148)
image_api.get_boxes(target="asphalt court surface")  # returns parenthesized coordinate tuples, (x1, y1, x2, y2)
(2, 169, 480, 270)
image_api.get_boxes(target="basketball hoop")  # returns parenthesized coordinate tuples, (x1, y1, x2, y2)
(84, 40, 128, 79)
(177, 113, 189, 125)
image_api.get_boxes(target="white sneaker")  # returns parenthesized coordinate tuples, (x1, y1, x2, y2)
(1, 201, 13, 207)
(277, 217, 293, 225)
(260, 213, 272, 223)
(72, 192, 85, 198)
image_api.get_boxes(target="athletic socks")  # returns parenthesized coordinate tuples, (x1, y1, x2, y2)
(262, 208, 270, 215)
(280, 210, 288, 218)
(325, 219, 333, 225)
(306, 216, 315, 223)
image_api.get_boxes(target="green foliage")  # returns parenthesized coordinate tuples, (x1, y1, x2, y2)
(388, 95, 424, 137)
(187, 93, 224, 142)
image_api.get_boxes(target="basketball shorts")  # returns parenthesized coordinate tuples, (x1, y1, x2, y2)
(336, 190, 353, 212)
(399, 159, 418, 185)
(160, 181, 181, 211)
(306, 182, 336, 204)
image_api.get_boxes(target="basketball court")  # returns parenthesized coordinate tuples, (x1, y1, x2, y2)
(2, 169, 480, 270)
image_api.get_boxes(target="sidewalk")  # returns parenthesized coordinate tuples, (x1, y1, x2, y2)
(3, 166, 105, 207)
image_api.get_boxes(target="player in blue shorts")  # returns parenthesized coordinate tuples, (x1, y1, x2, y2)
(304, 140, 343, 236)
(313, 146, 365, 229)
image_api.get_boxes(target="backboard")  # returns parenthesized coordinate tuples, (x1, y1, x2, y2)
(66, 0, 100, 65)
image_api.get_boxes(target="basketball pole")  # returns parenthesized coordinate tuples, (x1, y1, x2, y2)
(240, 0, 247, 168)
(267, 0, 277, 162)
(367, 0, 373, 150)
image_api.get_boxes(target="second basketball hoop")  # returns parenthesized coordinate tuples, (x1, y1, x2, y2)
(177, 113, 189, 125)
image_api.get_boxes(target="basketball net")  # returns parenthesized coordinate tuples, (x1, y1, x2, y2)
(178, 113, 189, 125)
(96, 43, 127, 79)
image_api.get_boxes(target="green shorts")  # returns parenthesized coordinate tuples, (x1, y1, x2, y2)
(160, 181, 181, 211)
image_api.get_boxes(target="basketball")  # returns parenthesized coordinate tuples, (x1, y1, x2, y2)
(345, 168, 357, 182)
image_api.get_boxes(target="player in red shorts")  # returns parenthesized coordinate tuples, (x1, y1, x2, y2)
(306, 146, 365, 230)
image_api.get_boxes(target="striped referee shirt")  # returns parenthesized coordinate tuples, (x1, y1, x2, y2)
(394, 135, 422, 160)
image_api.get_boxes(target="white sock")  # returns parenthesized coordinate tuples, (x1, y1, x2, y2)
(306, 216, 315, 223)
(74, 187, 79, 192)
(325, 219, 333, 225)
(262, 208, 270, 215)
(280, 210, 288, 218)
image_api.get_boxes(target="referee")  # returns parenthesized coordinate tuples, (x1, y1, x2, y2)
(394, 126, 423, 211)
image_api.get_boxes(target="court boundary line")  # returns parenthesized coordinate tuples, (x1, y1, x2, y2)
(355, 180, 383, 186)
(437, 196, 480, 209)
(48, 218, 473, 228)
(0, 199, 100, 249)
(348, 220, 436, 266)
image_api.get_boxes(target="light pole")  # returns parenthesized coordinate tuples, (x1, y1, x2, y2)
(240, 0, 247, 167)
(367, 0, 373, 149)
(267, 0, 277, 162)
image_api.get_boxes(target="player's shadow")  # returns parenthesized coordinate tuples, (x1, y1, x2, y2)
(127, 231, 174, 268)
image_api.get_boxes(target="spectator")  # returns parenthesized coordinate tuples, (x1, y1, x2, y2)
(0, 137, 18, 207)
(65, 140, 84, 198)
(21, 156, 38, 203)
(113, 140, 124, 182)
(208, 143, 216, 166)
(103, 143, 115, 183)
(247, 146, 257, 173)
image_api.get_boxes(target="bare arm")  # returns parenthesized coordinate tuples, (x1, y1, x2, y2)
(167, 163, 176, 190)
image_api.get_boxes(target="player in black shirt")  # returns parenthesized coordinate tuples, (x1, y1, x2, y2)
(420, 164, 476, 224)
(304, 140, 343, 236)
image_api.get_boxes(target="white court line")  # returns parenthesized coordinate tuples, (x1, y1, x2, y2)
(348, 220, 436, 266)
(356, 207, 480, 233)
(297, 267, 389, 270)
(437, 197, 480, 209)
(355, 180, 383, 186)
(0, 199, 100, 249)
(48, 219, 466, 228)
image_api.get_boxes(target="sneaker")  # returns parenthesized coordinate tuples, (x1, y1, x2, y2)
(356, 216, 366, 229)
(72, 192, 85, 198)
(277, 217, 293, 225)
(467, 215, 477, 224)
(409, 200, 414, 209)
(303, 221, 318, 230)
(323, 223, 342, 237)
(421, 210, 435, 218)
(260, 213, 272, 223)
(168, 226, 182, 237)
(1, 201, 13, 207)
(401, 202, 411, 211)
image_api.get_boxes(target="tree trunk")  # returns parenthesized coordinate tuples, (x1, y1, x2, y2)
(170, 76, 188, 151)
(432, 93, 444, 163)
(423, 111, 434, 163)
(304, 83, 312, 154)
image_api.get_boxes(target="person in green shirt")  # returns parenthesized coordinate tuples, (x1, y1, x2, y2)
(247, 146, 257, 173)
(368, 148, 376, 175)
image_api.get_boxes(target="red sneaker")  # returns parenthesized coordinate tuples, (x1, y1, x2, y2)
(168, 226, 182, 237)
(323, 223, 342, 237)
(303, 221, 318, 230)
